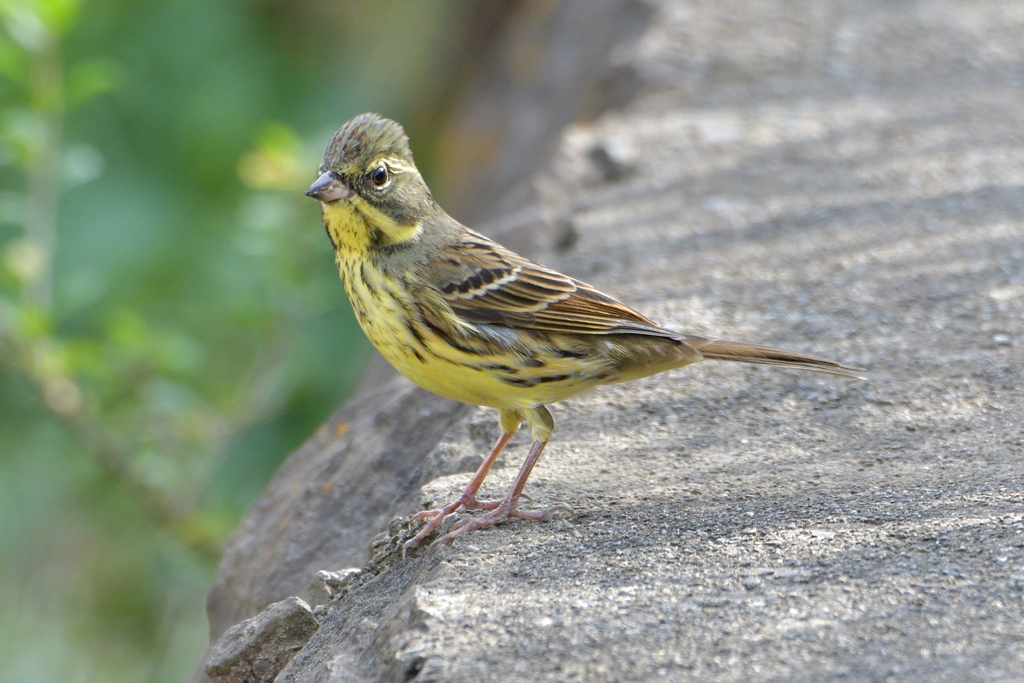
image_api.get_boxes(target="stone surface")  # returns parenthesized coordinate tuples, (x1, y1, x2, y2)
(208, 0, 1024, 681)
(205, 597, 319, 683)
(203, 370, 467, 643)
(433, 0, 653, 228)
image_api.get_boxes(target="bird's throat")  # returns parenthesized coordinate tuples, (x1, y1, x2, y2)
(322, 197, 422, 259)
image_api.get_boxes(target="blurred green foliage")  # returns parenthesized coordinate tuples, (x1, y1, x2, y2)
(0, 0, 478, 680)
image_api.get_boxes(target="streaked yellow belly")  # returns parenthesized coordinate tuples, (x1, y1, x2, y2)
(337, 256, 605, 409)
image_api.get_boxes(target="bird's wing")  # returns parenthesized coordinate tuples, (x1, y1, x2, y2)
(426, 230, 680, 339)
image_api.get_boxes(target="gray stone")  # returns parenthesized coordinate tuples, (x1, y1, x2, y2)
(202, 371, 468, 644)
(587, 138, 638, 181)
(308, 569, 362, 611)
(205, 597, 319, 683)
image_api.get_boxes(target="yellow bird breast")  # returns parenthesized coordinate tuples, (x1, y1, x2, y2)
(323, 199, 615, 409)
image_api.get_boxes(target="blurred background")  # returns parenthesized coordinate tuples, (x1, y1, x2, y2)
(0, 1, 518, 680)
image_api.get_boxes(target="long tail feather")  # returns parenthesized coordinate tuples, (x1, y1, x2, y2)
(684, 336, 863, 379)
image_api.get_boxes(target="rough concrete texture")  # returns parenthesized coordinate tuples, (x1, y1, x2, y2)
(209, 0, 1024, 681)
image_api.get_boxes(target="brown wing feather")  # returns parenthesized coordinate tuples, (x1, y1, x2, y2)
(429, 230, 679, 340)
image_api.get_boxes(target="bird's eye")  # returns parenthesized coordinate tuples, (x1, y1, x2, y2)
(370, 165, 389, 187)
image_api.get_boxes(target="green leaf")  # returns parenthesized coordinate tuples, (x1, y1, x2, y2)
(34, 0, 80, 37)
(0, 106, 48, 165)
(13, 301, 51, 337)
(63, 337, 107, 377)
(0, 36, 28, 82)
(105, 308, 147, 350)
(0, 3, 51, 52)
(65, 58, 125, 107)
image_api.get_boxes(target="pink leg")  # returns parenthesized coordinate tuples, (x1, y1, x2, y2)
(403, 431, 513, 556)
(429, 438, 571, 550)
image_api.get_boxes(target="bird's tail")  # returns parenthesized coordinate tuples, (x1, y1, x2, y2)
(684, 336, 863, 379)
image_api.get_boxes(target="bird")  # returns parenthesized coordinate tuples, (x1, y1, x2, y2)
(305, 112, 861, 555)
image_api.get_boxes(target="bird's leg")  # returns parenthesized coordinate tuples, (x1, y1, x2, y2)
(430, 406, 571, 549)
(403, 410, 522, 556)
(429, 439, 570, 548)
(410, 431, 513, 523)
(403, 431, 511, 555)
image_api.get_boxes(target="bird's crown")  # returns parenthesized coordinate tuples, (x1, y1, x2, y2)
(320, 113, 414, 174)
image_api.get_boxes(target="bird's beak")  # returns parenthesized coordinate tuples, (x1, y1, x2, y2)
(305, 172, 352, 202)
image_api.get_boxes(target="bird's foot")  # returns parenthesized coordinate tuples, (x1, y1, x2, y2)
(427, 501, 572, 550)
(409, 495, 499, 522)
(403, 494, 502, 557)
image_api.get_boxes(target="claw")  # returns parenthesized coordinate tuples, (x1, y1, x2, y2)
(532, 501, 573, 524)
(402, 495, 506, 557)
(410, 509, 440, 522)
(428, 502, 573, 550)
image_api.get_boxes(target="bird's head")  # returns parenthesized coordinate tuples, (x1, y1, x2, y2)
(305, 113, 434, 249)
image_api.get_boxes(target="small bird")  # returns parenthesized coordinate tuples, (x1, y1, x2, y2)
(305, 113, 860, 554)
